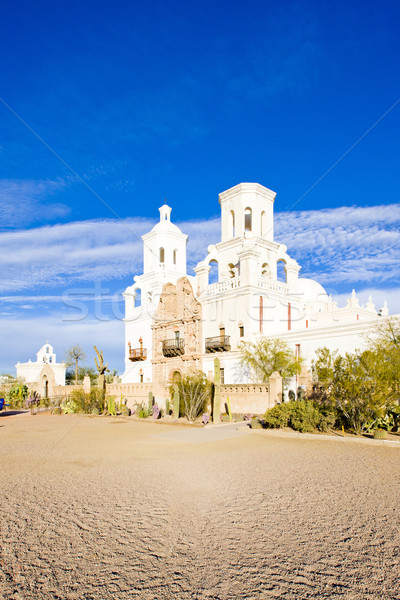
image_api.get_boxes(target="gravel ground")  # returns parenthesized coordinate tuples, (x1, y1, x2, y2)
(1, 412, 399, 599)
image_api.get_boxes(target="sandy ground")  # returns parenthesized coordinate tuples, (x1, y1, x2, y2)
(1, 412, 400, 600)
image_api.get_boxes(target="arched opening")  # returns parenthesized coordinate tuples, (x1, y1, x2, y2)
(244, 207, 252, 232)
(227, 263, 238, 278)
(261, 211, 266, 236)
(230, 210, 235, 237)
(134, 288, 142, 307)
(159, 247, 165, 263)
(173, 249, 177, 265)
(261, 262, 272, 278)
(172, 370, 181, 384)
(209, 259, 219, 284)
(277, 260, 287, 283)
(43, 378, 48, 398)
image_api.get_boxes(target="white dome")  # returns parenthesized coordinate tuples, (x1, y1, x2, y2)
(150, 203, 184, 235)
(294, 278, 329, 304)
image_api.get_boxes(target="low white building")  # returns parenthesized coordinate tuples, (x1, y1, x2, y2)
(122, 183, 391, 401)
(16, 343, 66, 397)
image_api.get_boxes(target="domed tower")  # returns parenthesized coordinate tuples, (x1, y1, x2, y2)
(122, 203, 188, 384)
(142, 203, 187, 278)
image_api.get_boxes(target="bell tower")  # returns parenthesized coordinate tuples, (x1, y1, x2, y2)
(219, 182, 276, 242)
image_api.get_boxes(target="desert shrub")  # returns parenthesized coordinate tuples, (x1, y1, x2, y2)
(264, 400, 334, 433)
(263, 402, 291, 428)
(7, 382, 29, 409)
(136, 404, 150, 418)
(173, 370, 212, 422)
(121, 405, 131, 417)
(290, 400, 324, 433)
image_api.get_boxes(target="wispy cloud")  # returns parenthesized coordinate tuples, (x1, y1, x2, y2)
(0, 203, 399, 297)
(274, 204, 400, 287)
(0, 178, 70, 228)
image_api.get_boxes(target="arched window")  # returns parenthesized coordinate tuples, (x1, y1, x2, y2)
(230, 210, 235, 237)
(209, 259, 219, 284)
(261, 211, 266, 236)
(277, 260, 287, 283)
(261, 263, 271, 278)
(173, 249, 177, 265)
(227, 263, 238, 278)
(159, 247, 165, 263)
(134, 288, 142, 307)
(244, 207, 252, 232)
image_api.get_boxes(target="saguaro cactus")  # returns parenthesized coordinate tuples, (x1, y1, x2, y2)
(213, 358, 221, 424)
(226, 396, 232, 421)
(148, 391, 153, 413)
(173, 385, 180, 420)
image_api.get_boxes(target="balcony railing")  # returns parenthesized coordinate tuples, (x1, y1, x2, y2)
(205, 335, 231, 353)
(128, 347, 147, 362)
(162, 338, 185, 357)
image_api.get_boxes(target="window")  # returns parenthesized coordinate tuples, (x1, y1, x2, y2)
(159, 247, 165, 263)
(230, 210, 235, 237)
(219, 326, 225, 338)
(209, 259, 218, 284)
(173, 249, 177, 265)
(261, 211, 266, 236)
(140, 372, 144, 383)
(277, 260, 287, 282)
(244, 207, 252, 231)
(239, 325, 244, 337)
(174, 331, 180, 340)
(220, 368, 225, 384)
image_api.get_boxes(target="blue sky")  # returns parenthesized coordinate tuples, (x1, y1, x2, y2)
(1, 0, 400, 374)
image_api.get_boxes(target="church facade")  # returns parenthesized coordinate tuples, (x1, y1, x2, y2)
(16, 343, 66, 397)
(122, 183, 389, 401)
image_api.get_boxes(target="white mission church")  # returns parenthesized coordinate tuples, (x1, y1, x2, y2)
(121, 182, 390, 399)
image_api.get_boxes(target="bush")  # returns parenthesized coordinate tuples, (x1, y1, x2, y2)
(290, 400, 324, 433)
(172, 370, 212, 422)
(136, 404, 150, 418)
(264, 400, 335, 433)
(263, 403, 291, 428)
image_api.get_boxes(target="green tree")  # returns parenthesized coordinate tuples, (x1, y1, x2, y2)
(366, 317, 400, 406)
(312, 347, 390, 434)
(65, 345, 86, 385)
(239, 337, 302, 385)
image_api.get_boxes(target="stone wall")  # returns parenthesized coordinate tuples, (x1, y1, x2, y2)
(220, 383, 271, 415)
